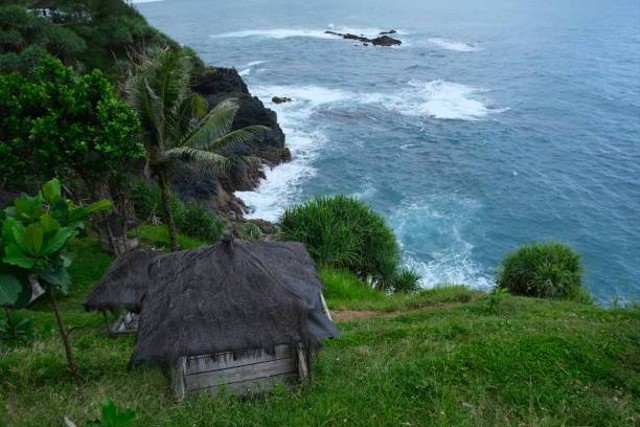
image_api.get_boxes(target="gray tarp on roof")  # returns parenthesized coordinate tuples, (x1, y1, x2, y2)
(130, 238, 339, 365)
(83, 250, 161, 313)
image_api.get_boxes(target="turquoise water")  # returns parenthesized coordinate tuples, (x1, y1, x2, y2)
(135, 0, 640, 303)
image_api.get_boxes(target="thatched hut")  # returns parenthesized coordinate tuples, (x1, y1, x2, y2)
(83, 250, 161, 335)
(130, 237, 339, 399)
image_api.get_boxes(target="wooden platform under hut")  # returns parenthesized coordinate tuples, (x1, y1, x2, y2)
(129, 236, 339, 399)
(109, 311, 140, 336)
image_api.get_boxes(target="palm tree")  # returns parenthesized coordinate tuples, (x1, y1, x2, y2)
(127, 47, 267, 251)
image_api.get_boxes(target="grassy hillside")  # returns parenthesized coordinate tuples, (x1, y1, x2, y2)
(0, 231, 638, 426)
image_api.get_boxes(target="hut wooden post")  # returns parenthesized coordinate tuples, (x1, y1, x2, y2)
(173, 356, 187, 400)
(296, 342, 309, 381)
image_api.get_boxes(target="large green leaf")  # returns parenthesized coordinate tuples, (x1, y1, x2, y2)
(41, 178, 62, 203)
(0, 274, 21, 305)
(39, 213, 61, 233)
(23, 224, 44, 256)
(82, 199, 112, 216)
(3, 243, 35, 269)
(12, 279, 34, 309)
(13, 194, 43, 221)
(67, 199, 111, 223)
(41, 227, 77, 256)
(40, 263, 71, 292)
(2, 217, 18, 244)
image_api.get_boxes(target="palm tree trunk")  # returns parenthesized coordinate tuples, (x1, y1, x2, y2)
(157, 168, 180, 252)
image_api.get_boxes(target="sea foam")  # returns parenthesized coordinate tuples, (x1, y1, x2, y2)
(360, 80, 504, 120)
(427, 38, 482, 52)
(212, 26, 399, 41)
(390, 197, 493, 289)
(236, 85, 346, 220)
(237, 80, 504, 218)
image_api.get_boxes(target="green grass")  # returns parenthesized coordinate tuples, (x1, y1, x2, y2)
(1, 236, 638, 426)
(321, 267, 483, 312)
(135, 224, 207, 250)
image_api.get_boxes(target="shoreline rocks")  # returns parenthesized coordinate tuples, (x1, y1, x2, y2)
(170, 66, 290, 219)
(272, 96, 292, 104)
(324, 30, 401, 47)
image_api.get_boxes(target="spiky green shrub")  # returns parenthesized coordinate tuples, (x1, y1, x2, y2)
(391, 268, 422, 293)
(280, 195, 400, 286)
(496, 242, 585, 299)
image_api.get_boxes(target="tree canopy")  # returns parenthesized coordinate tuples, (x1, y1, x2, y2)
(0, 56, 143, 192)
(0, 0, 177, 78)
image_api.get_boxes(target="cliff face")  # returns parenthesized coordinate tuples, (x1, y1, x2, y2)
(171, 67, 290, 218)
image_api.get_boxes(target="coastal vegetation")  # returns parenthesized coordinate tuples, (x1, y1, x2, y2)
(126, 47, 266, 251)
(0, 56, 142, 194)
(0, 178, 110, 376)
(497, 241, 588, 301)
(0, 230, 638, 425)
(0, 1, 638, 425)
(0, 0, 175, 78)
(280, 196, 404, 290)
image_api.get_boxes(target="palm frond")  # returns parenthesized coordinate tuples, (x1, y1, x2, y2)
(181, 98, 241, 149)
(203, 125, 269, 153)
(164, 146, 229, 166)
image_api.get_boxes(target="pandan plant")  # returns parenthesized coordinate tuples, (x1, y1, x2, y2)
(0, 178, 111, 376)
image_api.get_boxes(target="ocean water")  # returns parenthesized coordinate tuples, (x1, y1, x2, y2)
(135, 0, 640, 303)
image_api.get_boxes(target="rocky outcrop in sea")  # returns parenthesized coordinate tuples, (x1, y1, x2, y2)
(324, 30, 402, 46)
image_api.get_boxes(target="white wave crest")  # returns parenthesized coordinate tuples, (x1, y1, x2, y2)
(390, 197, 493, 289)
(212, 29, 335, 40)
(212, 26, 400, 40)
(237, 80, 504, 219)
(360, 80, 504, 120)
(236, 85, 347, 220)
(238, 60, 267, 77)
(427, 38, 482, 52)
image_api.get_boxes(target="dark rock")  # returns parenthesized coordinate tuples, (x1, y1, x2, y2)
(192, 67, 248, 95)
(324, 30, 401, 47)
(272, 96, 292, 104)
(379, 29, 397, 35)
(371, 35, 402, 46)
(168, 66, 291, 219)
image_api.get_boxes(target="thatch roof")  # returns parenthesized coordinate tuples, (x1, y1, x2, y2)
(130, 238, 339, 365)
(83, 250, 161, 313)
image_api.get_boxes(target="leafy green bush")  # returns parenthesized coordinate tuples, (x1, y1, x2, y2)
(130, 179, 183, 224)
(179, 204, 224, 243)
(280, 195, 401, 286)
(496, 242, 585, 300)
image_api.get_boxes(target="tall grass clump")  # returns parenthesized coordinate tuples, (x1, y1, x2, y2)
(280, 195, 400, 287)
(497, 241, 586, 300)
